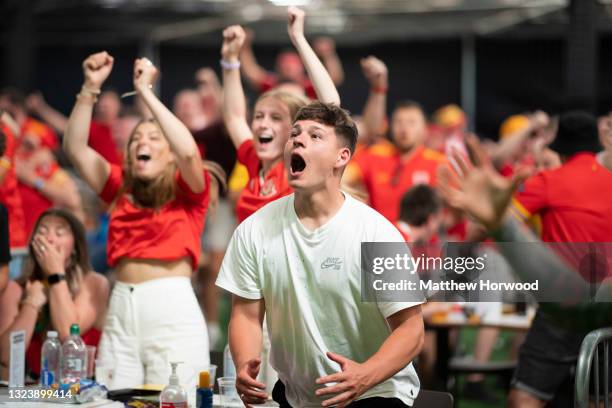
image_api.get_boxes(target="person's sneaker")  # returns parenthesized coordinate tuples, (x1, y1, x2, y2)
(463, 380, 499, 405)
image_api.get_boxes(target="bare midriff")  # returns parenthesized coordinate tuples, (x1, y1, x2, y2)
(115, 257, 192, 283)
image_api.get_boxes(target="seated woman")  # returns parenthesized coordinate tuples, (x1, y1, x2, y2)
(0, 209, 110, 381)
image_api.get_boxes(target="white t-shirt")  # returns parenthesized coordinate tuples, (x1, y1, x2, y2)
(216, 192, 424, 407)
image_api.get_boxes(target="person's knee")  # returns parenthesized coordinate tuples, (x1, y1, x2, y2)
(507, 388, 546, 408)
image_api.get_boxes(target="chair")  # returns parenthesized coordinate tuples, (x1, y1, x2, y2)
(413, 389, 454, 408)
(575, 327, 612, 408)
(448, 356, 516, 400)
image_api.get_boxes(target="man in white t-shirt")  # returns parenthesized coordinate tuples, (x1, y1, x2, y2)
(216, 102, 425, 407)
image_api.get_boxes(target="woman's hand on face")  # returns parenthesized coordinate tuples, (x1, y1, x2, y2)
(133, 58, 159, 93)
(25, 280, 47, 309)
(32, 234, 66, 277)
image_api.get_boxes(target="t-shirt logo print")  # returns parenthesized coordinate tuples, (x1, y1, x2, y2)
(321, 257, 343, 270)
(260, 179, 278, 197)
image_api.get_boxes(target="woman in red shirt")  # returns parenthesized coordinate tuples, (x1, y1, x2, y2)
(63, 52, 211, 389)
(221, 8, 340, 223)
(0, 209, 109, 381)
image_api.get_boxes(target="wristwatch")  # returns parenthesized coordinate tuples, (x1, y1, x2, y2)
(47, 273, 66, 285)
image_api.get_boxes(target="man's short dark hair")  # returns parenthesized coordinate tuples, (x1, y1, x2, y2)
(0, 87, 26, 108)
(549, 110, 600, 156)
(399, 184, 441, 227)
(393, 100, 425, 115)
(294, 101, 358, 155)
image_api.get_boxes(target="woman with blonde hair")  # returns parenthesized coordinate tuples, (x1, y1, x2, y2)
(222, 7, 340, 222)
(0, 209, 109, 381)
(63, 52, 211, 389)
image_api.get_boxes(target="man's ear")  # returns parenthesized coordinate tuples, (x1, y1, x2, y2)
(335, 146, 351, 169)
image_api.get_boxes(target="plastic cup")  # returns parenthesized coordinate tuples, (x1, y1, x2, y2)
(206, 364, 217, 389)
(94, 359, 114, 386)
(86, 346, 96, 379)
(217, 377, 240, 407)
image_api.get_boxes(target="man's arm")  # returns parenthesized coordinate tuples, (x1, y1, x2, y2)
(238, 29, 268, 91)
(313, 37, 344, 86)
(316, 305, 424, 407)
(230, 295, 268, 406)
(360, 56, 388, 145)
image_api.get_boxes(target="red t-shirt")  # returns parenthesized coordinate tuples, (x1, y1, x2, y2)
(0, 125, 27, 248)
(512, 153, 612, 280)
(99, 165, 210, 270)
(235, 140, 292, 223)
(17, 161, 60, 241)
(89, 121, 121, 166)
(348, 142, 447, 223)
(259, 73, 317, 100)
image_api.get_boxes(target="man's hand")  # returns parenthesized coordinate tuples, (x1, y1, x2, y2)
(438, 134, 530, 231)
(287, 7, 306, 43)
(133, 58, 159, 93)
(315, 352, 374, 408)
(236, 358, 268, 407)
(82, 51, 114, 90)
(221, 25, 246, 62)
(313, 37, 336, 58)
(360, 56, 388, 89)
(25, 92, 46, 113)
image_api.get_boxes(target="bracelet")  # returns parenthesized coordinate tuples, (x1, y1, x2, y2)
(21, 299, 42, 312)
(33, 177, 45, 191)
(81, 85, 101, 95)
(371, 86, 388, 94)
(76, 92, 98, 103)
(220, 59, 241, 70)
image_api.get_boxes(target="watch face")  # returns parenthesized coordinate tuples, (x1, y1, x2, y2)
(48, 274, 66, 284)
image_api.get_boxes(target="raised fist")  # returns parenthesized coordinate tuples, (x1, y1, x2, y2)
(360, 56, 388, 88)
(287, 7, 305, 42)
(82, 51, 114, 89)
(313, 37, 336, 58)
(221, 25, 246, 61)
(133, 58, 159, 92)
(25, 92, 46, 113)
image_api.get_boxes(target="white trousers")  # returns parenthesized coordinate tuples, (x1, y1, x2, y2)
(98, 277, 209, 390)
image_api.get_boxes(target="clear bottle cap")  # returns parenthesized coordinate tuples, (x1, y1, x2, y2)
(47, 331, 58, 338)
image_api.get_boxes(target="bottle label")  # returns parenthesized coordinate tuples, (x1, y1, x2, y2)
(41, 369, 54, 386)
(66, 358, 82, 372)
(161, 403, 187, 408)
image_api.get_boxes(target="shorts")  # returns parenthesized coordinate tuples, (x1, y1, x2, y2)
(512, 310, 611, 404)
(98, 276, 209, 390)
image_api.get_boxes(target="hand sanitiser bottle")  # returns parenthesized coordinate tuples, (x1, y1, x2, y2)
(160, 362, 187, 408)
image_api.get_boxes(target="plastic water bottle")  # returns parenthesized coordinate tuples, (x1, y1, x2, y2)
(160, 362, 187, 408)
(60, 324, 87, 383)
(223, 343, 236, 377)
(40, 331, 61, 386)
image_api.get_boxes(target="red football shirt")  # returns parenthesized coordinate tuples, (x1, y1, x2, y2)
(348, 142, 447, 223)
(512, 153, 612, 280)
(235, 139, 292, 223)
(0, 125, 27, 248)
(17, 161, 60, 240)
(100, 165, 210, 270)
